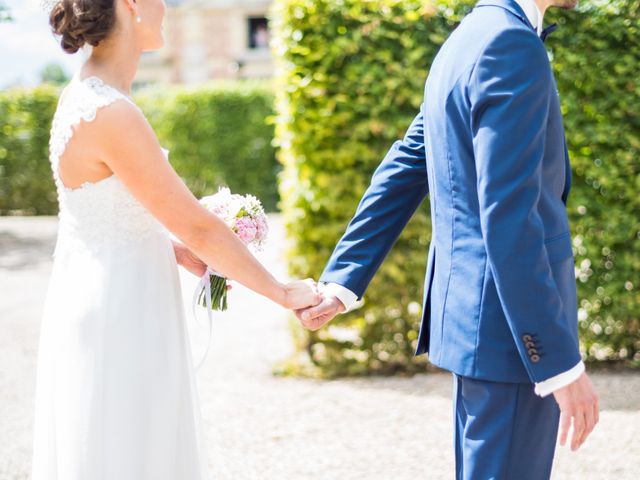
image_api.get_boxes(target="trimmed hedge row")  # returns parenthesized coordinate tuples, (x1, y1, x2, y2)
(0, 85, 59, 215)
(272, 0, 640, 377)
(546, 0, 640, 364)
(137, 83, 280, 210)
(0, 82, 279, 214)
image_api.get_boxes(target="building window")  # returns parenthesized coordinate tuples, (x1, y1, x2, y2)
(248, 17, 269, 49)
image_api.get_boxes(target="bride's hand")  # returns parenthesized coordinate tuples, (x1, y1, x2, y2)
(173, 241, 207, 277)
(283, 279, 321, 310)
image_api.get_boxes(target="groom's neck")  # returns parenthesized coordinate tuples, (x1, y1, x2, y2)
(535, 0, 579, 16)
(533, 0, 550, 16)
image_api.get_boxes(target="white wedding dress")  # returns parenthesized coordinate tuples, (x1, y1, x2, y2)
(31, 74, 210, 479)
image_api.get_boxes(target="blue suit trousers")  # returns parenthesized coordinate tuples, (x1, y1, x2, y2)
(453, 375, 560, 480)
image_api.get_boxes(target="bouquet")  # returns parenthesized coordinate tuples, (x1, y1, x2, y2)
(196, 187, 269, 311)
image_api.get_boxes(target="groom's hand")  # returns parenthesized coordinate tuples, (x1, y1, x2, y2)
(553, 372, 599, 451)
(295, 294, 345, 331)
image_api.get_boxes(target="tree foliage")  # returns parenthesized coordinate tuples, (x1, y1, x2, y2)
(40, 64, 71, 86)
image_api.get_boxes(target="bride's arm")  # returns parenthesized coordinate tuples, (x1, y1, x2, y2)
(89, 100, 319, 310)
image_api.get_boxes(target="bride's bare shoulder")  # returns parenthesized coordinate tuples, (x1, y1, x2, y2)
(96, 95, 146, 123)
(87, 95, 165, 168)
(84, 95, 154, 144)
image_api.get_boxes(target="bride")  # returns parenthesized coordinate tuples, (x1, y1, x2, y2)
(31, 0, 320, 478)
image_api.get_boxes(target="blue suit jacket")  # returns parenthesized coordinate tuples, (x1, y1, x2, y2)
(320, 0, 581, 383)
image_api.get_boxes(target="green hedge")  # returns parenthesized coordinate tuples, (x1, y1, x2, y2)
(0, 82, 279, 214)
(137, 83, 279, 210)
(273, 0, 640, 377)
(0, 86, 59, 215)
(546, 0, 640, 365)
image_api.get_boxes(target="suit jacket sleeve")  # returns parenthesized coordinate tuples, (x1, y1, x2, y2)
(320, 105, 429, 298)
(469, 28, 581, 382)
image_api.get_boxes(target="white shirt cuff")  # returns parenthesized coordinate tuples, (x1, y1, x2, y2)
(534, 361, 585, 397)
(321, 283, 359, 312)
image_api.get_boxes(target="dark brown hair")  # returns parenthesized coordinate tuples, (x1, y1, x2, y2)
(50, 0, 116, 54)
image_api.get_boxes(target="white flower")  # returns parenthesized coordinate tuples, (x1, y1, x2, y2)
(199, 188, 268, 249)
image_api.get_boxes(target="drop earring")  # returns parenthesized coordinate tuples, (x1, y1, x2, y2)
(136, 15, 142, 24)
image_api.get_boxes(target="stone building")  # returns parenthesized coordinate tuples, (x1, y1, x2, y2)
(136, 0, 273, 86)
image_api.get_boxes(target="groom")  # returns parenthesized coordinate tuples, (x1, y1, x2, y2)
(298, 0, 599, 477)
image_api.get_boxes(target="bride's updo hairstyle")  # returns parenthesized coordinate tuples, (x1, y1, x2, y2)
(50, 0, 116, 54)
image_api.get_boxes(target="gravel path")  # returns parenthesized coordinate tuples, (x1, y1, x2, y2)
(0, 216, 638, 480)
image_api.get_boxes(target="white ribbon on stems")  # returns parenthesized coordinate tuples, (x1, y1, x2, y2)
(191, 267, 217, 372)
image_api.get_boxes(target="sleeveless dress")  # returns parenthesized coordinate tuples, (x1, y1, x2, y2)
(31, 74, 210, 479)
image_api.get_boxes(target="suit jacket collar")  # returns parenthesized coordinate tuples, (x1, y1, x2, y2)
(474, 0, 536, 31)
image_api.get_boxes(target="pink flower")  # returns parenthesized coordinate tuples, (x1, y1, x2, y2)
(199, 189, 268, 248)
(235, 217, 257, 245)
(255, 215, 269, 242)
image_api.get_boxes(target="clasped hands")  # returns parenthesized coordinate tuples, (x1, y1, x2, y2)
(285, 280, 346, 330)
(173, 241, 344, 325)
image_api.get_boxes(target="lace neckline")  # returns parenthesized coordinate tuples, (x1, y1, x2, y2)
(51, 73, 132, 194)
(51, 73, 169, 195)
(72, 73, 137, 107)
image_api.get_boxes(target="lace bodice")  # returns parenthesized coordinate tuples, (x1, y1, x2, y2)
(49, 74, 167, 256)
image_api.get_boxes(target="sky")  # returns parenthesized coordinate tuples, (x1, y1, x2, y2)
(0, 0, 83, 89)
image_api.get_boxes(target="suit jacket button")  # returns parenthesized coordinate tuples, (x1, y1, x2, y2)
(523, 335, 533, 342)
(531, 354, 540, 363)
(525, 341, 536, 349)
(528, 348, 538, 356)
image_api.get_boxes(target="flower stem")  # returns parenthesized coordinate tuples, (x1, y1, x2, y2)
(199, 274, 228, 311)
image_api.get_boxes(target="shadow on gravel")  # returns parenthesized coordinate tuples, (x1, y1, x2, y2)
(590, 371, 640, 412)
(333, 372, 453, 400)
(0, 230, 56, 270)
(302, 370, 640, 411)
